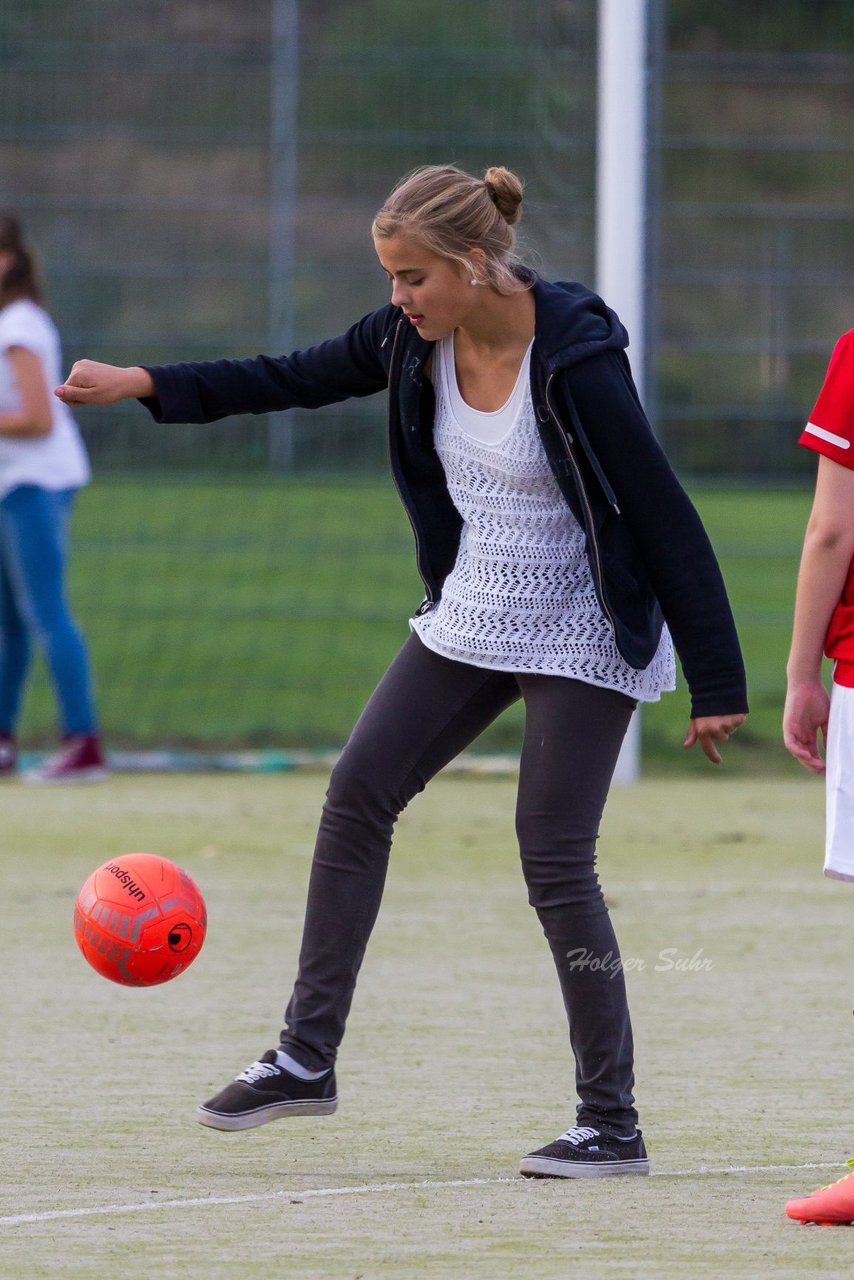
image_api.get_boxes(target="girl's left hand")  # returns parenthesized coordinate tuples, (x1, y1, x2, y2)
(683, 713, 747, 765)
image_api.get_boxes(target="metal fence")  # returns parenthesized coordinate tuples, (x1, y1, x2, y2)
(651, 0, 854, 478)
(1, 0, 599, 471)
(3, 1, 850, 479)
(0, 1, 850, 750)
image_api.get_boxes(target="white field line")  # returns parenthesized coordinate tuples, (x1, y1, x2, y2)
(0, 1163, 846, 1228)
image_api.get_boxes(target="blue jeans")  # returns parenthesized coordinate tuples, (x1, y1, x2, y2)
(0, 484, 97, 735)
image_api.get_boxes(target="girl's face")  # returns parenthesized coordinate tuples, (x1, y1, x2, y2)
(373, 232, 479, 342)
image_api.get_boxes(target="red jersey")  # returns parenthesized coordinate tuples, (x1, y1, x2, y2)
(800, 330, 854, 684)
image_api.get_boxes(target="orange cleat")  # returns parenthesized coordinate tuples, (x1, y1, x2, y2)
(786, 1161, 854, 1225)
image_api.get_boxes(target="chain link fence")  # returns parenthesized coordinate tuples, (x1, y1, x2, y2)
(4, 1, 851, 479)
(0, 0, 851, 750)
(652, 0, 854, 479)
(1, 0, 599, 472)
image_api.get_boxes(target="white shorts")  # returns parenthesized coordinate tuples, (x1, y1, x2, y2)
(825, 680, 854, 881)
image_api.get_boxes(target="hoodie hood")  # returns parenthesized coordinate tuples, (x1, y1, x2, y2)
(531, 276, 629, 373)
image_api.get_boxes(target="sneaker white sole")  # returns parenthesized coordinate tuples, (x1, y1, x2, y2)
(196, 1097, 338, 1131)
(519, 1156, 650, 1179)
(23, 767, 110, 785)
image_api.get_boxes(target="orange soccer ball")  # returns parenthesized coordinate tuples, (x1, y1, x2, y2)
(74, 853, 207, 987)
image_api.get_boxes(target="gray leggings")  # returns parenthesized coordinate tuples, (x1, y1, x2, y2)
(281, 632, 638, 1133)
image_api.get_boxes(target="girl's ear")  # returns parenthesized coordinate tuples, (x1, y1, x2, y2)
(468, 247, 487, 278)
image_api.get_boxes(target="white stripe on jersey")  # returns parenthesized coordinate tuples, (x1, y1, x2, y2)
(804, 421, 851, 450)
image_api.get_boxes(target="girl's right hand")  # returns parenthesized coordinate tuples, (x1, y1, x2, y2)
(54, 361, 155, 407)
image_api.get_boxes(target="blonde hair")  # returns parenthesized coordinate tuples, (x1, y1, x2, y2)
(372, 164, 530, 295)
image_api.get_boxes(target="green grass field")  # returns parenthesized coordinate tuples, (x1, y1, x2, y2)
(2, 770, 853, 1279)
(20, 477, 814, 772)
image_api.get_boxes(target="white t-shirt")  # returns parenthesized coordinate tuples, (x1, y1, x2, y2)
(0, 299, 90, 500)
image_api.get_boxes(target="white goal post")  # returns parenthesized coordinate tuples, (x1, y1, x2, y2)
(596, 0, 651, 784)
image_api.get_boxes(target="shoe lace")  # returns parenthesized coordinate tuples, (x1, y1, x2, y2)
(235, 1060, 281, 1084)
(810, 1159, 854, 1194)
(557, 1126, 601, 1146)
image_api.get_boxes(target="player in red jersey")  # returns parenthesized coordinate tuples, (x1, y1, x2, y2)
(785, 330, 854, 873)
(784, 331, 854, 1224)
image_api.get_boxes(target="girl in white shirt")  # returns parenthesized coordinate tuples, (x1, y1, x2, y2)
(0, 213, 105, 781)
(57, 165, 746, 1176)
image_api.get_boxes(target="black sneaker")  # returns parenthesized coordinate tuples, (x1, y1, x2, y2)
(197, 1050, 337, 1131)
(519, 1125, 650, 1178)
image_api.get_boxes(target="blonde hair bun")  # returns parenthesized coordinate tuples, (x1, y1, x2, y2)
(484, 167, 524, 226)
(373, 163, 530, 296)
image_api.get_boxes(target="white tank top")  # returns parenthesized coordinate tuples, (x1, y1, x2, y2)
(410, 334, 676, 702)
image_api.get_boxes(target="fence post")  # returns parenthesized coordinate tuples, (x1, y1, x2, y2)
(269, 0, 299, 469)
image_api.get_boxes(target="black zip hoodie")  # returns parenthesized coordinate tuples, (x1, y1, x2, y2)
(141, 276, 747, 719)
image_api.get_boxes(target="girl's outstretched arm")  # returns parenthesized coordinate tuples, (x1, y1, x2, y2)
(55, 305, 395, 424)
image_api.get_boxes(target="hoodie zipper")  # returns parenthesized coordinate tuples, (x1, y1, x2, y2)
(544, 372, 616, 635)
(386, 318, 434, 610)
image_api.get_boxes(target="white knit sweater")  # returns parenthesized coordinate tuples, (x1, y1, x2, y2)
(411, 335, 676, 701)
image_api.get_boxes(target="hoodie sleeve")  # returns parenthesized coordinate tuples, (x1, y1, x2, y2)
(566, 350, 748, 718)
(138, 305, 396, 423)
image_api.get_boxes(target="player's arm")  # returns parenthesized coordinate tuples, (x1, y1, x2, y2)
(54, 360, 154, 407)
(0, 346, 54, 435)
(55, 305, 395, 422)
(565, 351, 747, 764)
(784, 455, 854, 773)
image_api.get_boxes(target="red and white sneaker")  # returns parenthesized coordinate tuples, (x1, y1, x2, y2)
(0, 734, 17, 776)
(24, 733, 109, 784)
(786, 1161, 854, 1225)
